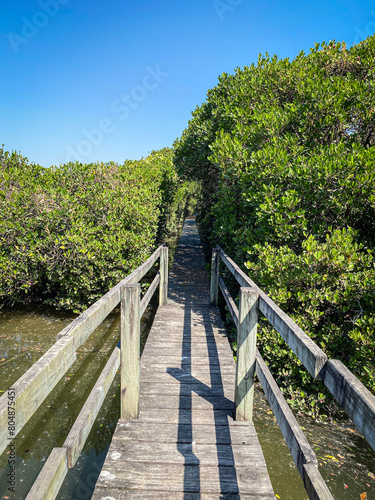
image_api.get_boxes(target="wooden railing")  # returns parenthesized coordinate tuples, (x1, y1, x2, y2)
(3, 238, 375, 499)
(211, 245, 375, 500)
(0, 244, 168, 500)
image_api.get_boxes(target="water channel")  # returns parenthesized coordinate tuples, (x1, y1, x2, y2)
(0, 224, 374, 499)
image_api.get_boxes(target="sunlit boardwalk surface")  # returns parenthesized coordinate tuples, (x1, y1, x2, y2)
(92, 218, 274, 499)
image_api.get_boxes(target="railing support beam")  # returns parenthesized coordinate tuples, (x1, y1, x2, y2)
(159, 246, 168, 306)
(121, 284, 141, 419)
(210, 247, 220, 306)
(235, 288, 259, 421)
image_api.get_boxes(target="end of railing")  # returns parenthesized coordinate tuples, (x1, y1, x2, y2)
(235, 288, 259, 422)
(120, 284, 141, 420)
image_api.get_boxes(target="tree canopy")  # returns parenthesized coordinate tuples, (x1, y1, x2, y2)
(174, 35, 375, 416)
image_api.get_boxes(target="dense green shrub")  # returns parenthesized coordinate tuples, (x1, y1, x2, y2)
(174, 35, 375, 416)
(0, 147, 197, 312)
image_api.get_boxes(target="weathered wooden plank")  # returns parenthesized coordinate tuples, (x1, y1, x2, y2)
(139, 381, 235, 398)
(57, 246, 162, 347)
(140, 272, 160, 317)
(121, 284, 141, 420)
(0, 335, 76, 456)
(219, 275, 239, 328)
(92, 488, 271, 500)
(217, 245, 253, 291)
(303, 463, 334, 500)
(235, 289, 258, 421)
(218, 245, 328, 379)
(149, 324, 227, 338)
(113, 420, 256, 444)
(93, 462, 274, 496)
(138, 407, 234, 425)
(139, 393, 234, 410)
(150, 323, 226, 333)
(105, 440, 267, 467)
(145, 323, 230, 334)
(152, 308, 223, 318)
(25, 447, 68, 500)
(255, 349, 319, 477)
(210, 247, 220, 306)
(143, 340, 230, 351)
(141, 356, 234, 369)
(149, 325, 226, 334)
(142, 334, 230, 345)
(140, 372, 235, 387)
(159, 246, 168, 306)
(140, 354, 235, 366)
(141, 353, 235, 370)
(63, 346, 120, 467)
(142, 342, 233, 356)
(139, 395, 233, 412)
(322, 359, 375, 452)
(140, 363, 236, 376)
(258, 295, 328, 380)
(140, 370, 235, 387)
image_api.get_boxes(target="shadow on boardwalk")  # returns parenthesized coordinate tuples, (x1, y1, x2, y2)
(92, 217, 274, 499)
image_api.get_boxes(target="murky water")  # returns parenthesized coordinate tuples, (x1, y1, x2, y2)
(253, 386, 375, 499)
(0, 306, 120, 500)
(1, 221, 374, 500)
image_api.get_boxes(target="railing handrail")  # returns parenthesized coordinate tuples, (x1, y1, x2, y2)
(211, 244, 375, 500)
(216, 245, 328, 379)
(0, 244, 168, 500)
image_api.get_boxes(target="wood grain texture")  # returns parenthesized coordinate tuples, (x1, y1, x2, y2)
(113, 420, 256, 444)
(303, 463, 334, 500)
(25, 447, 68, 500)
(322, 359, 375, 452)
(139, 380, 235, 399)
(121, 284, 141, 420)
(235, 289, 258, 421)
(92, 488, 272, 499)
(93, 462, 273, 496)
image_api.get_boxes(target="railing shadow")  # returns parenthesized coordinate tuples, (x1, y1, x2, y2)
(167, 302, 239, 497)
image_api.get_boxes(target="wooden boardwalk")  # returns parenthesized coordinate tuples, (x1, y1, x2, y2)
(92, 218, 274, 499)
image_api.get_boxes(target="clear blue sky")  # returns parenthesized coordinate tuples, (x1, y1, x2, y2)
(1, 0, 374, 167)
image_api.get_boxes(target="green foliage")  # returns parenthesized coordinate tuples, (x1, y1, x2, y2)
(175, 35, 375, 415)
(0, 146, 197, 312)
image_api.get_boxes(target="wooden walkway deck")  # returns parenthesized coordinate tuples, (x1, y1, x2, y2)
(92, 218, 274, 499)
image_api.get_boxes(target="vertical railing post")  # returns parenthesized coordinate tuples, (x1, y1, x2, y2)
(159, 245, 168, 306)
(210, 247, 220, 306)
(120, 283, 141, 420)
(235, 288, 259, 421)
